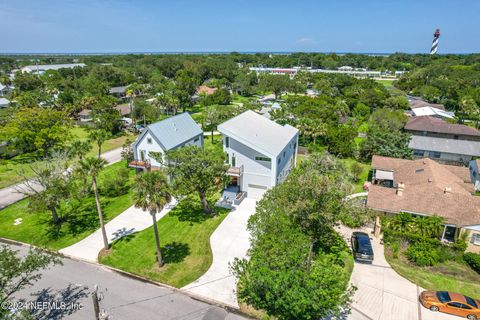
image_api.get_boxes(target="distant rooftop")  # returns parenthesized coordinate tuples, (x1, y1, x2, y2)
(109, 86, 129, 94)
(411, 106, 454, 119)
(21, 63, 86, 72)
(409, 135, 480, 157)
(405, 116, 480, 137)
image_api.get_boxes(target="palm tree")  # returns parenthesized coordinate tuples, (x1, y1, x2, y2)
(88, 129, 110, 159)
(132, 171, 172, 267)
(78, 157, 109, 250)
(389, 212, 414, 233)
(68, 140, 93, 192)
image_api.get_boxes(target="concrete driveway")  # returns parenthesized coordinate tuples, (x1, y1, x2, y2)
(60, 199, 177, 262)
(337, 226, 460, 320)
(182, 198, 257, 308)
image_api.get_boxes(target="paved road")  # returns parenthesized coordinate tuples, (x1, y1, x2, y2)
(338, 226, 458, 320)
(183, 198, 256, 308)
(0, 148, 123, 210)
(5, 243, 247, 320)
(60, 199, 177, 262)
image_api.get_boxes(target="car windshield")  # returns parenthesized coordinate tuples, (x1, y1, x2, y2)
(436, 291, 451, 303)
(465, 296, 478, 308)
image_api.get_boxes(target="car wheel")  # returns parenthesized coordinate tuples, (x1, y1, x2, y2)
(429, 305, 439, 312)
(467, 315, 477, 320)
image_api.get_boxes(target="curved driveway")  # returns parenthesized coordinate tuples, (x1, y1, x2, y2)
(182, 198, 257, 308)
(338, 226, 459, 320)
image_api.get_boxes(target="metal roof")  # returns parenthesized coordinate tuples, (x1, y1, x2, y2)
(0, 98, 10, 106)
(218, 110, 298, 157)
(411, 107, 454, 119)
(109, 86, 129, 94)
(409, 135, 480, 157)
(142, 113, 202, 151)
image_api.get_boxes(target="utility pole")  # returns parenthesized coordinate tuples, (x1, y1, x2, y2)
(92, 285, 109, 320)
(92, 285, 100, 320)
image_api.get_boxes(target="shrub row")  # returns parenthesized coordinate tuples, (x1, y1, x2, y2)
(464, 252, 480, 274)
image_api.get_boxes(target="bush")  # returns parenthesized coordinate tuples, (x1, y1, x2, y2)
(464, 253, 480, 274)
(390, 242, 400, 259)
(437, 245, 463, 264)
(406, 241, 440, 267)
(101, 167, 130, 197)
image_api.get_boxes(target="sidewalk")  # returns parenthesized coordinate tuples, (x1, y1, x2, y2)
(60, 199, 177, 262)
(182, 198, 257, 308)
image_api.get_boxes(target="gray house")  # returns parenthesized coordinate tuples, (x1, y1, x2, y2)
(470, 159, 480, 191)
(129, 113, 203, 171)
(218, 110, 298, 200)
(405, 116, 480, 165)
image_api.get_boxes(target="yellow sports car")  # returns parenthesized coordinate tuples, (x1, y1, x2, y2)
(420, 291, 480, 320)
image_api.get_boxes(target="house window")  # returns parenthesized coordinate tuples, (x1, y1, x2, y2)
(277, 158, 281, 164)
(225, 137, 229, 148)
(255, 156, 271, 162)
(453, 135, 459, 140)
(283, 151, 286, 158)
(431, 151, 441, 159)
(413, 150, 424, 157)
(194, 137, 199, 143)
(473, 233, 480, 246)
(147, 137, 152, 144)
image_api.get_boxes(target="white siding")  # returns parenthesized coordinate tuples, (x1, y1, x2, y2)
(275, 135, 298, 184)
(135, 131, 164, 167)
(134, 131, 204, 168)
(224, 136, 272, 192)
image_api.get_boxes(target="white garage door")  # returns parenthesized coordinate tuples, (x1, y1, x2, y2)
(247, 184, 268, 200)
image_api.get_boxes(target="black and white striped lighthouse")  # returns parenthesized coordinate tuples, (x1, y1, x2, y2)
(430, 29, 440, 54)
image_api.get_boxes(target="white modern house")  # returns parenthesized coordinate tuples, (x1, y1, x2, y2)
(129, 113, 203, 171)
(0, 98, 10, 108)
(218, 110, 299, 200)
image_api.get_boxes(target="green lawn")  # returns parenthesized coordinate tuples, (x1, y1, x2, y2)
(100, 198, 229, 288)
(0, 162, 135, 250)
(0, 127, 131, 189)
(386, 248, 480, 298)
(340, 158, 371, 193)
(375, 79, 395, 88)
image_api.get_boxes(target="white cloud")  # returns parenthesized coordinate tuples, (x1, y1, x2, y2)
(296, 37, 316, 44)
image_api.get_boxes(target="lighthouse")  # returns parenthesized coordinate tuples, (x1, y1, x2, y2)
(430, 29, 440, 55)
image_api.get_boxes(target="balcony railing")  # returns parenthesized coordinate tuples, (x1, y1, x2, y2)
(128, 160, 151, 169)
(227, 165, 244, 177)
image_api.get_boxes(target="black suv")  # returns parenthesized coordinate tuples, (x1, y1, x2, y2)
(351, 231, 374, 263)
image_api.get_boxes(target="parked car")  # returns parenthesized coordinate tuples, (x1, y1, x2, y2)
(351, 231, 374, 263)
(420, 291, 480, 320)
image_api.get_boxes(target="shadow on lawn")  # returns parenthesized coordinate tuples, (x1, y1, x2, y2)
(162, 242, 190, 263)
(169, 200, 213, 224)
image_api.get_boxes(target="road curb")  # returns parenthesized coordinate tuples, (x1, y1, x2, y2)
(0, 237, 254, 319)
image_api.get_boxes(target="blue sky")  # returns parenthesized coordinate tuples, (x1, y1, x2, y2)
(1, 0, 479, 53)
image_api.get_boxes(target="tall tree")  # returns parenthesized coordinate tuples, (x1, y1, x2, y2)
(132, 171, 172, 267)
(161, 146, 227, 214)
(17, 153, 74, 225)
(88, 129, 110, 159)
(0, 245, 61, 319)
(78, 157, 109, 250)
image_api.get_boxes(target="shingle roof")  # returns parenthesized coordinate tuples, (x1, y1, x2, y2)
(143, 113, 202, 151)
(409, 99, 445, 110)
(197, 86, 217, 95)
(218, 110, 298, 156)
(115, 104, 131, 116)
(368, 156, 480, 226)
(409, 135, 480, 157)
(405, 116, 480, 137)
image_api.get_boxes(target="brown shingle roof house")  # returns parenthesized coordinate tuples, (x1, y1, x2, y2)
(367, 155, 480, 252)
(405, 116, 480, 139)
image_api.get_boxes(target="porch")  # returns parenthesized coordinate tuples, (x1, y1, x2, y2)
(128, 160, 151, 170)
